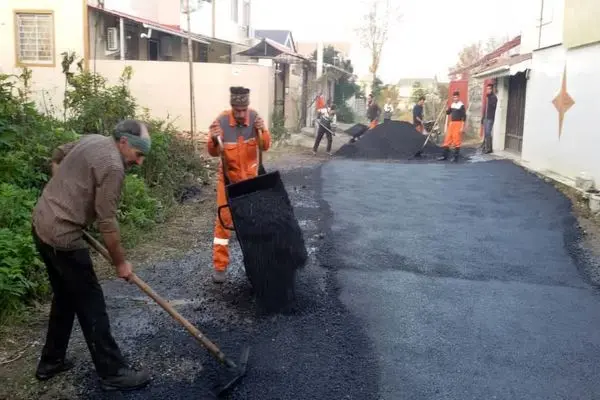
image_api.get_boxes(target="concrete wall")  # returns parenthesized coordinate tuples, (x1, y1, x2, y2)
(563, 0, 600, 49)
(285, 65, 303, 131)
(491, 76, 509, 151)
(520, 0, 565, 53)
(95, 60, 273, 132)
(89, 0, 180, 26)
(182, 0, 250, 44)
(0, 0, 86, 116)
(520, 43, 600, 182)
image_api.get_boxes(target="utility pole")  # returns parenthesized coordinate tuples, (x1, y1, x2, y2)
(185, 0, 197, 148)
(212, 0, 216, 37)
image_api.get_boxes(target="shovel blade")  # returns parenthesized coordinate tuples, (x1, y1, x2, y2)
(214, 346, 250, 397)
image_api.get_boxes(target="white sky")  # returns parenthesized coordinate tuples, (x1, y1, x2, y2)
(252, 0, 529, 84)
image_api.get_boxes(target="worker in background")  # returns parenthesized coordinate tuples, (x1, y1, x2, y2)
(412, 96, 425, 133)
(314, 93, 326, 136)
(438, 90, 466, 162)
(31, 120, 152, 391)
(366, 93, 381, 129)
(313, 103, 337, 156)
(383, 98, 394, 123)
(481, 83, 497, 154)
(208, 86, 271, 284)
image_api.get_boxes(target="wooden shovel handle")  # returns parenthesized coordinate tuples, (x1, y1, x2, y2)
(82, 231, 232, 366)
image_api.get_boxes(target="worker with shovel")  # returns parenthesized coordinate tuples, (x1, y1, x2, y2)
(31, 120, 152, 391)
(208, 86, 271, 284)
(438, 90, 466, 162)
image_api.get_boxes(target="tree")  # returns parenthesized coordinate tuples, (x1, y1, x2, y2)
(371, 76, 384, 99)
(410, 81, 427, 104)
(378, 84, 399, 105)
(356, 0, 402, 88)
(452, 35, 513, 70)
(437, 82, 449, 104)
(311, 45, 362, 105)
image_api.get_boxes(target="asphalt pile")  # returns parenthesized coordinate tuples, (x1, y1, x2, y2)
(336, 120, 444, 160)
(227, 172, 308, 313)
(345, 123, 369, 140)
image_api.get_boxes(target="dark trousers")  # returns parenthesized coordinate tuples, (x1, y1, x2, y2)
(33, 229, 127, 378)
(313, 122, 332, 153)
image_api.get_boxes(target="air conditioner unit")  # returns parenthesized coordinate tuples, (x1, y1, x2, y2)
(160, 36, 173, 57)
(107, 27, 119, 51)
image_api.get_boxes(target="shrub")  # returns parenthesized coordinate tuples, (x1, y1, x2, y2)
(335, 103, 355, 123)
(0, 184, 47, 320)
(0, 63, 207, 323)
(270, 108, 289, 143)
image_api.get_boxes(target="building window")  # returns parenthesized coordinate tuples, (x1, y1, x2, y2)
(231, 0, 239, 23)
(15, 11, 55, 66)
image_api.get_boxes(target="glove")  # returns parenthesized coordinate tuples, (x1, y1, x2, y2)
(255, 117, 266, 131)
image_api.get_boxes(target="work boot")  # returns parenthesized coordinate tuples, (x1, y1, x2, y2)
(35, 358, 75, 381)
(437, 147, 449, 161)
(212, 269, 226, 284)
(451, 147, 460, 162)
(100, 367, 151, 392)
(484, 138, 493, 154)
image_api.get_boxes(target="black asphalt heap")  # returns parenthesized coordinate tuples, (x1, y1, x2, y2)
(344, 123, 369, 141)
(226, 171, 308, 313)
(336, 120, 443, 159)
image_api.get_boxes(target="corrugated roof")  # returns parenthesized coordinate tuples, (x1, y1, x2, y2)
(254, 30, 289, 44)
(449, 35, 522, 76)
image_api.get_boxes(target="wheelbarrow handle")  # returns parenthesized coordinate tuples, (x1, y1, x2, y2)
(217, 204, 235, 231)
(81, 231, 236, 368)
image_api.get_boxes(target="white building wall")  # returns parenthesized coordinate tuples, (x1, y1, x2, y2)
(520, 0, 565, 53)
(491, 76, 509, 151)
(182, 0, 250, 43)
(520, 43, 600, 182)
(91, 0, 180, 26)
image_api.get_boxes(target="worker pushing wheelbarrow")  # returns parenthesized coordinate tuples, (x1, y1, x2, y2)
(207, 86, 308, 312)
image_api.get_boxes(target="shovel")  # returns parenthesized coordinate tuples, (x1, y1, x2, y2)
(82, 231, 249, 397)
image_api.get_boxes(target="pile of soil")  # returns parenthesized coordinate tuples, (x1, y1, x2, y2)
(336, 120, 443, 160)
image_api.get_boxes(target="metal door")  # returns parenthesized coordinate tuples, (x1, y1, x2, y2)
(505, 72, 527, 153)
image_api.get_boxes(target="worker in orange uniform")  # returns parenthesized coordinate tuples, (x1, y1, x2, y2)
(438, 90, 466, 162)
(366, 93, 381, 129)
(207, 86, 271, 284)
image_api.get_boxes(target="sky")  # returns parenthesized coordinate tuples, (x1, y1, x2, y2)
(252, 0, 530, 84)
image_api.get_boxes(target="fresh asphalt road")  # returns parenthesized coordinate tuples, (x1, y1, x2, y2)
(73, 158, 600, 399)
(321, 159, 600, 400)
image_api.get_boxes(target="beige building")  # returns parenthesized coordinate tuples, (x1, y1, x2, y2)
(0, 0, 273, 131)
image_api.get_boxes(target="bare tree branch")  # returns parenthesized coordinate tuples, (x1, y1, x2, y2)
(356, 0, 402, 84)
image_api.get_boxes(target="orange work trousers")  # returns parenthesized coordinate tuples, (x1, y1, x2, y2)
(443, 121, 464, 148)
(213, 168, 233, 272)
(369, 119, 378, 129)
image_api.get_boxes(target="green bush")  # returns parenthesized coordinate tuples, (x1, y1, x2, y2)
(270, 108, 289, 142)
(0, 62, 207, 323)
(0, 184, 47, 319)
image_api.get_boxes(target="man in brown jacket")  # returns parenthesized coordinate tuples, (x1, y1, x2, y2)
(31, 120, 152, 391)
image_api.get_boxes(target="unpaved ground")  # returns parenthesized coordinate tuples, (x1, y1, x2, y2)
(0, 135, 344, 400)
(3, 130, 600, 399)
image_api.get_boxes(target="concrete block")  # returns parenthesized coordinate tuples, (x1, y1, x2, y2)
(589, 194, 600, 214)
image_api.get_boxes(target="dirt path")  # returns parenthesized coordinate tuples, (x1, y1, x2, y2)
(0, 139, 333, 400)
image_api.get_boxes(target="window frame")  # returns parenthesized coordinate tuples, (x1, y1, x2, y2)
(13, 9, 56, 67)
